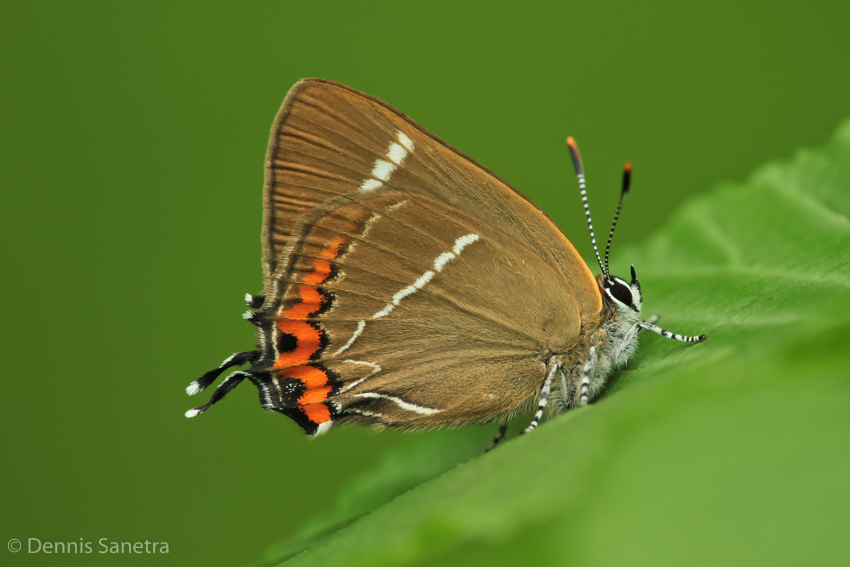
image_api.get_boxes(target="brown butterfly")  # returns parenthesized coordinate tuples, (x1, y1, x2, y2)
(185, 79, 706, 443)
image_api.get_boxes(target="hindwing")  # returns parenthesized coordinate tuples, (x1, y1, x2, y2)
(252, 193, 582, 433)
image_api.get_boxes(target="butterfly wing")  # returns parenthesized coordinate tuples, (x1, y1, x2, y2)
(263, 79, 600, 312)
(242, 80, 603, 434)
(251, 190, 584, 433)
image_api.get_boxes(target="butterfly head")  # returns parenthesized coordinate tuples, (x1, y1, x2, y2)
(601, 264, 642, 314)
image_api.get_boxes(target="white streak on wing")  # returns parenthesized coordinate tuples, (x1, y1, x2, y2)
(333, 321, 366, 356)
(371, 234, 479, 319)
(353, 392, 441, 415)
(385, 199, 408, 213)
(372, 304, 394, 319)
(360, 178, 383, 191)
(348, 212, 383, 256)
(359, 130, 414, 192)
(397, 131, 414, 152)
(372, 159, 395, 181)
(361, 213, 382, 239)
(434, 251, 456, 271)
(344, 232, 480, 349)
(392, 270, 434, 304)
(453, 233, 480, 254)
(386, 142, 408, 165)
(344, 359, 381, 371)
(355, 203, 403, 253)
(374, 269, 431, 319)
(344, 407, 387, 419)
(339, 359, 382, 393)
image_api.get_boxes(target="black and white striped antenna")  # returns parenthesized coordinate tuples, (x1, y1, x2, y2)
(566, 137, 632, 279)
(603, 162, 632, 276)
(566, 137, 606, 277)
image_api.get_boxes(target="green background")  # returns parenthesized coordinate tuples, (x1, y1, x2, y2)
(2, 1, 848, 566)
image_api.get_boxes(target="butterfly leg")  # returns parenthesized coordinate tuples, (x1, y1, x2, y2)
(521, 361, 562, 435)
(578, 346, 597, 407)
(486, 423, 509, 452)
(186, 351, 256, 396)
(185, 371, 249, 418)
(638, 321, 706, 343)
(643, 314, 660, 325)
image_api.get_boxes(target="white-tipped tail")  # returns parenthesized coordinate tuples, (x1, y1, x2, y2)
(185, 408, 202, 418)
(186, 381, 201, 396)
(314, 420, 334, 437)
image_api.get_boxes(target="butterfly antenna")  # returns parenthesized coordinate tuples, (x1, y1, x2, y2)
(566, 137, 606, 276)
(603, 162, 632, 275)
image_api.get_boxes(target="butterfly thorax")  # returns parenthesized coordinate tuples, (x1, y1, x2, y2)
(553, 273, 643, 411)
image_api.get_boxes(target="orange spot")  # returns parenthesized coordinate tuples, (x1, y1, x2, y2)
(323, 236, 346, 259)
(302, 403, 331, 424)
(273, 320, 322, 367)
(299, 385, 333, 405)
(304, 237, 346, 284)
(285, 285, 325, 319)
(303, 259, 331, 284)
(280, 364, 329, 388)
(278, 365, 333, 410)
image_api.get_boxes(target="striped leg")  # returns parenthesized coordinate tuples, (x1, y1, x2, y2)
(579, 346, 597, 407)
(521, 361, 561, 435)
(638, 321, 706, 343)
(643, 314, 660, 325)
(486, 422, 509, 452)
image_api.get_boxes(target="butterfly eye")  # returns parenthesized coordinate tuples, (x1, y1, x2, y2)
(608, 280, 633, 306)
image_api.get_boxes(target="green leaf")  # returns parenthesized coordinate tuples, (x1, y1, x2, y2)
(260, 120, 850, 567)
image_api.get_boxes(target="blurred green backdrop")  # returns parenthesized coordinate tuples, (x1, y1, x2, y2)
(2, 1, 849, 565)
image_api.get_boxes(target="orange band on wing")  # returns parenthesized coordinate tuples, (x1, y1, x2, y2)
(281, 364, 329, 388)
(298, 386, 333, 405)
(273, 236, 348, 368)
(282, 365, 334, 412)
(303, 259, 332, 284)
(302, 403, 331, 424)
(303, 236, 346, 284)
(273, 320, 322, 367)
(323, 236, 346, 260)
(285, 285, 325, 319)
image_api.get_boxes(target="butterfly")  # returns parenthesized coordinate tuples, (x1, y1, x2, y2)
(185, 79, 706, 444)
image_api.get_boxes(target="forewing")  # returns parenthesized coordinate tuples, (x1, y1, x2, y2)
(262, 79, 601, 314)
